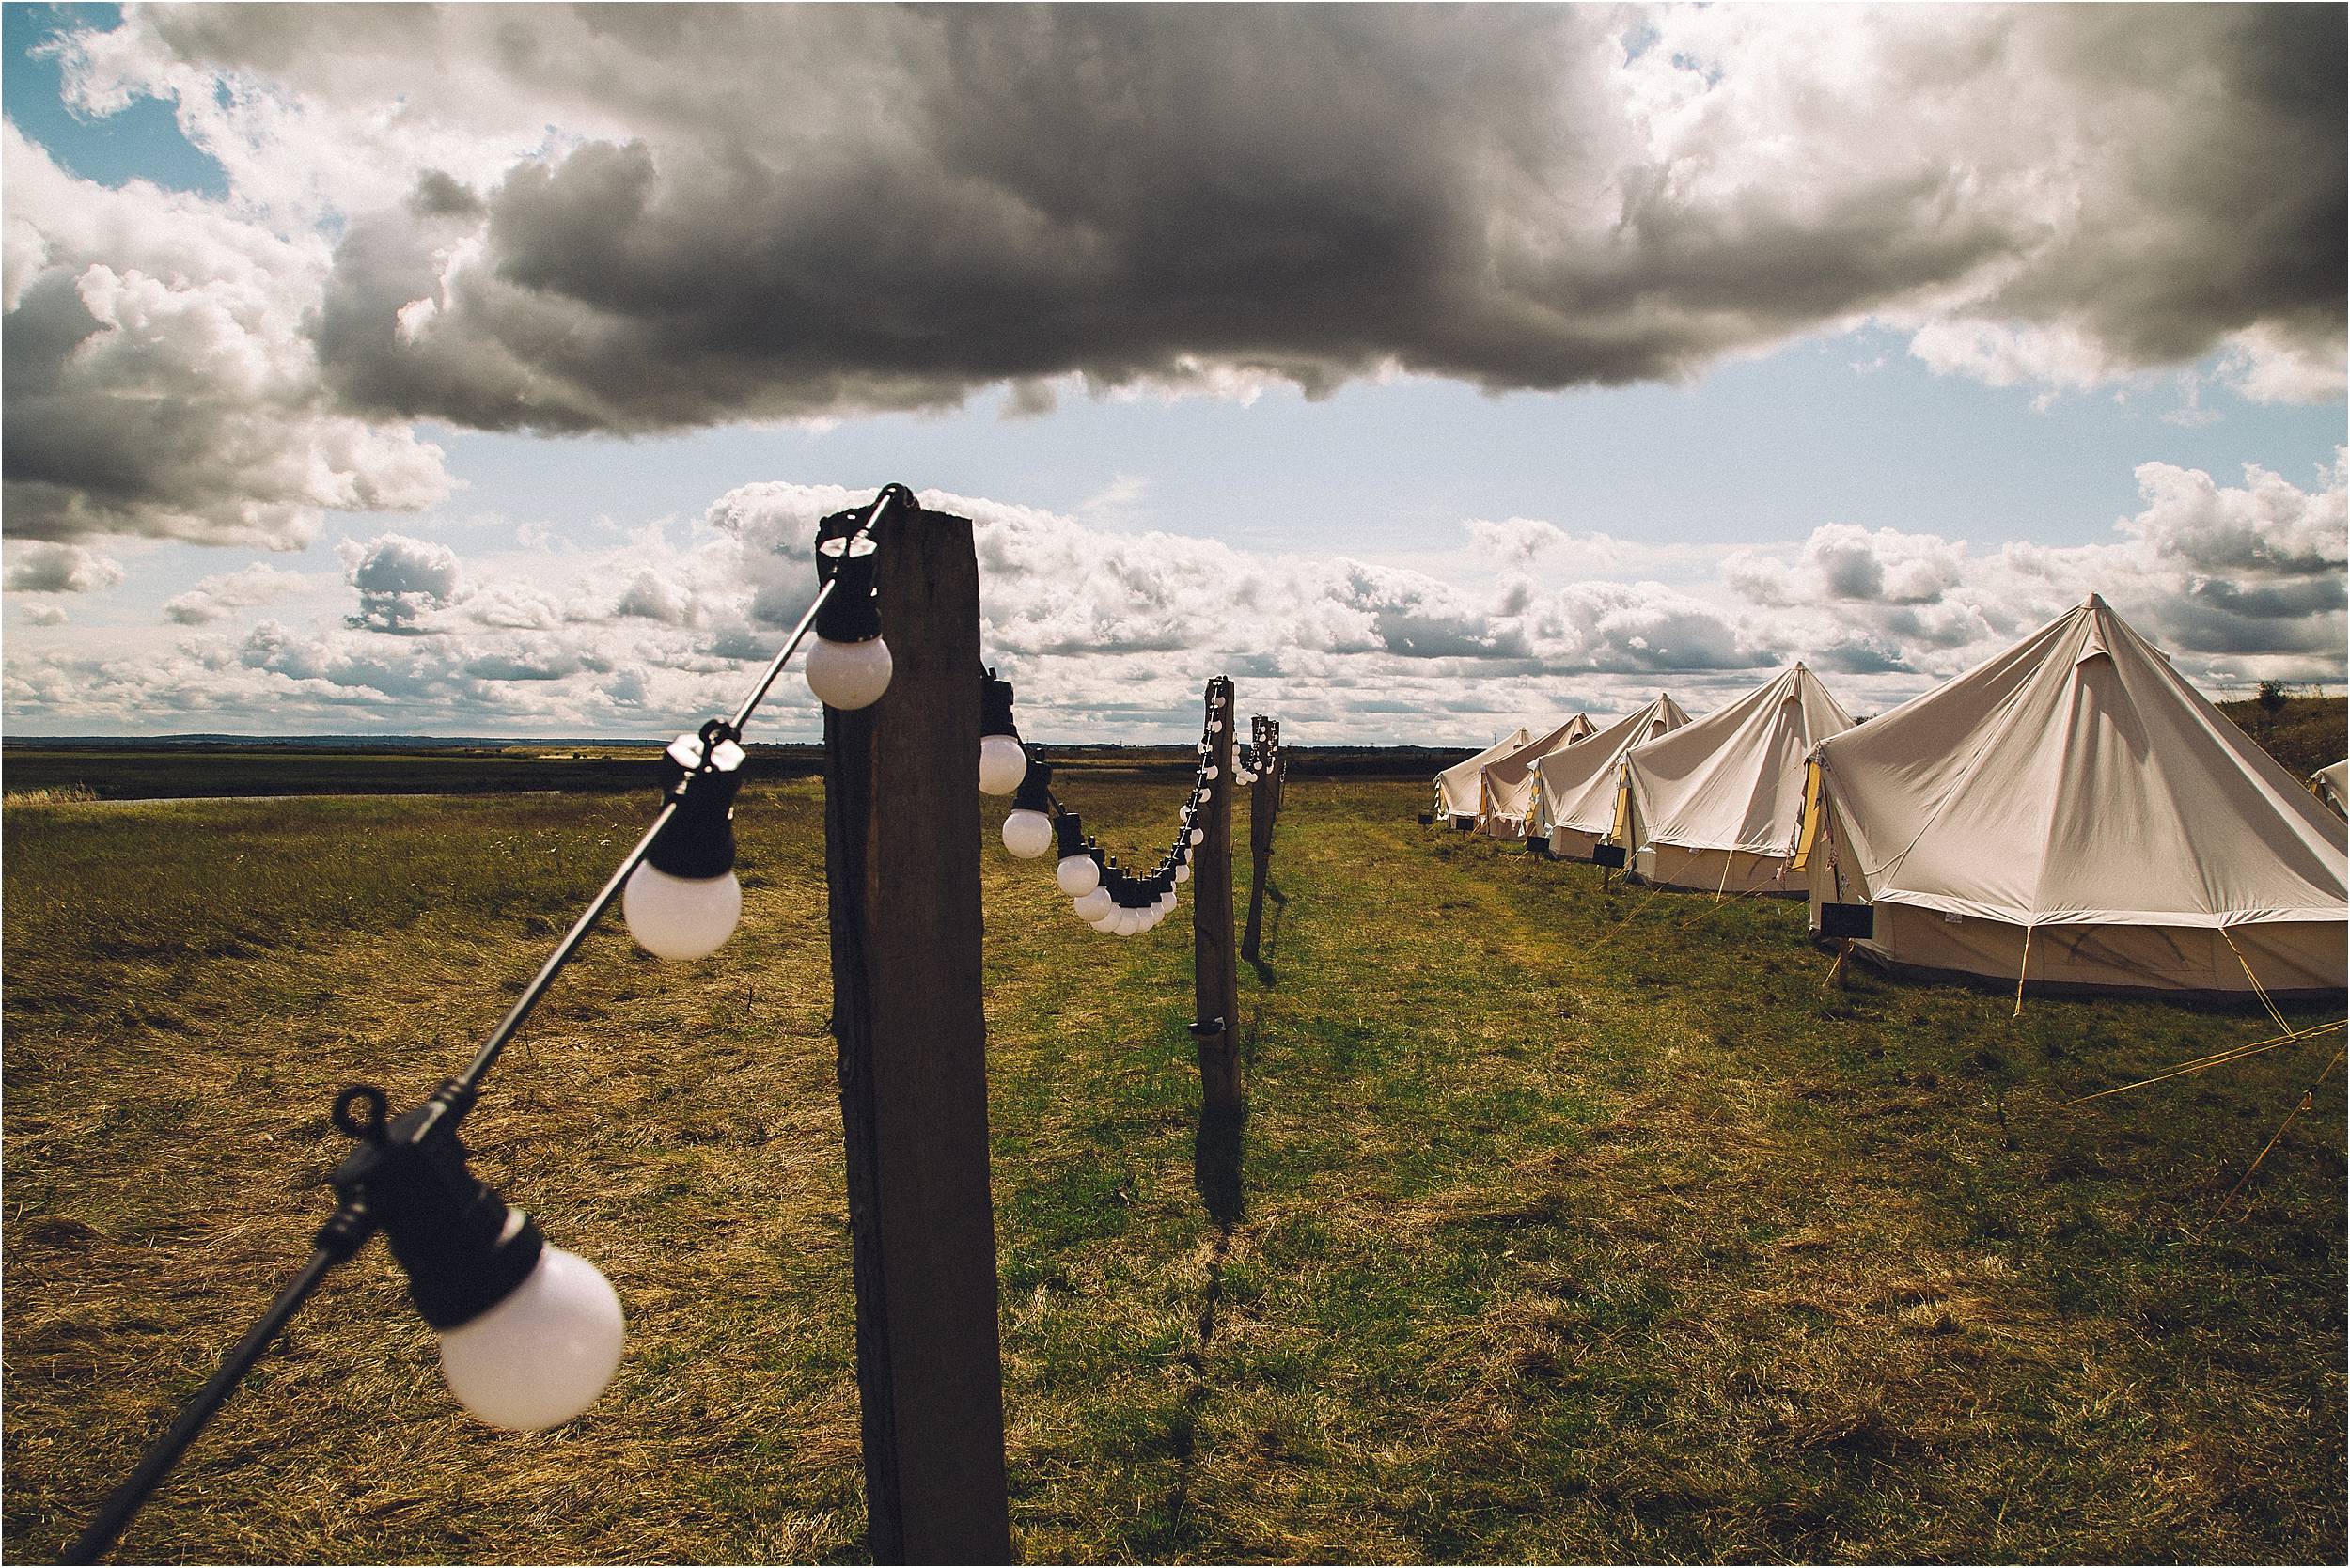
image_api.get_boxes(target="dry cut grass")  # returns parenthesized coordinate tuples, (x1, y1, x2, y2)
(3, 776, 2342, 1563)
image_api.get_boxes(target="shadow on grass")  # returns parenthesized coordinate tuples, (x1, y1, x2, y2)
(1192, 1095, 1247, 1229)
(1155, 1093, 1245, 1557)
(1247, 876, 1286, 988)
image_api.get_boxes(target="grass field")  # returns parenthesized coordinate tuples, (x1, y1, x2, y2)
(3, 768, 2343, 1563)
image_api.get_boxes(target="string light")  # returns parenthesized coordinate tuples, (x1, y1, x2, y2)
(622, 723, 747, 962)
(331, 1085, 625, 1433)
(1053, 814, 1103, 895)
(977, 668, 1029, 795)
(1001, 760, 1056, 858)
(804, 535, 892, 710)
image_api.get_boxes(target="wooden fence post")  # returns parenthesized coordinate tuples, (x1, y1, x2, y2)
(1192, 678, 1244, 1114)
(1241, 714, 1277, 964)
(822, 503, 1012, 1565)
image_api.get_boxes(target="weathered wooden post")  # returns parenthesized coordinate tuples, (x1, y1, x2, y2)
(1270, 718, 1286, 813)
(821, 501, 1012, 1564)
(1191, 678, 1244, 1114)
(1240, 714, 1277, 964)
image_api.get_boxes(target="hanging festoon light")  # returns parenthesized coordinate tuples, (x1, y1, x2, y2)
(329, 1083, 624, 1434)
(978, 668, 1029, 795)
(1054, 814, 1103, 895)
(804, 533, 893, 710)
(1001, 758, 1056, 858)
(622, 722, 747, 962)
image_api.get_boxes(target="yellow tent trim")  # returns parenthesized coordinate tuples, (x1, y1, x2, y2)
(1791, 760, 1825, 872)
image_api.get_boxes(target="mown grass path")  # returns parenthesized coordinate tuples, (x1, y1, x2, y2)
(5, 778, 2342, 1562)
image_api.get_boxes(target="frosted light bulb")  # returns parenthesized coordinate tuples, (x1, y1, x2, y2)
(1001, 808, 1054, 858)
(1196, 789, 1212, 805)
(1056, 854, 1102, 896)
(978, 735, 1029, 795)
(622, 862, 743, 961)
(1088, 909, 1121, 932)
(438, 1244, 624, 1432)
(1205, 765, 1219, 779)
(1174, 862, 1190, 884)
(805, 635, 893, 710)
(1189, 827, 1206, 845)
(1210, 720, 1223, 733)
(1073, 886, 1113, 921)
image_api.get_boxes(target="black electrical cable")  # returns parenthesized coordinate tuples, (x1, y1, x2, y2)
(63, 483, 917, 1566)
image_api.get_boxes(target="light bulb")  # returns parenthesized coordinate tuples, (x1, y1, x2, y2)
(1073, 886, 1113, 921)
(1210, 720, 1223, 733)
(438, 1244, 624, 1432)
(1002, 808, 1054, 858)
(622, 862, 743, 961)
(1088, 909, 1121, 932)
(1189, 827, 1205, 845)
(1196, 789, 1212, 805)
(978, 735, 1028, 795)
(1057, 854, 1102, 896)
(805, 635, 893, 710)
(1174, 862, 1191, 884)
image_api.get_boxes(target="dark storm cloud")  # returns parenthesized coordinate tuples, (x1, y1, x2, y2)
(110, 3, 2339, 436)
(1985, 6, 2346, 368)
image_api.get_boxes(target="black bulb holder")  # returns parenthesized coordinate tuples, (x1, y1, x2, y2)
(327, 1082, 540, 1332)
(646, 720, 745, 880)
(1010, 759, 1054, 815)
(1054, 813, 1087, 858)
(980, 667, 1021, 744)
(813, 534, 884, 643)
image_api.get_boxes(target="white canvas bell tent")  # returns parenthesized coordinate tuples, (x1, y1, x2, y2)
(2314, 759, 2348, 818)
(1798, 594, 2347, 997)
(1530, 694, 1692, 858)
(1434, 727, 1533, 823)
(1622, 665, 1854, 895)
(1475, 714, 1596, 838)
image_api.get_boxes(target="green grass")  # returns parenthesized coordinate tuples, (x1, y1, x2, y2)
(4, 776, 2342, 1563)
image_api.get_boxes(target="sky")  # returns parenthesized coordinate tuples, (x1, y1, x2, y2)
(3, 3, 2343, 744)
